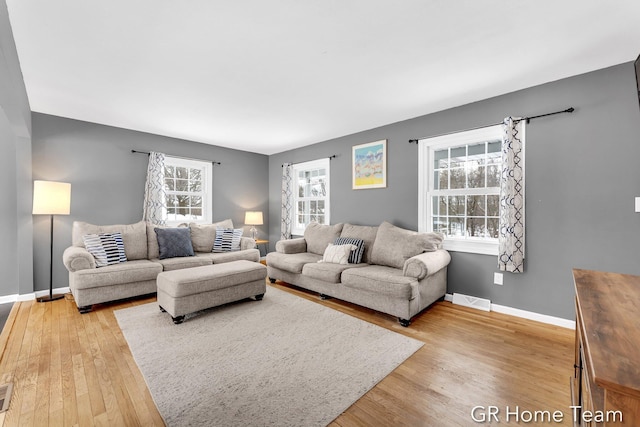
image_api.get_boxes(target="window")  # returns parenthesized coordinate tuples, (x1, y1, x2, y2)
(291, 158, 330, 235)
(163, 157, 212, 225)
(418, 125, 503, 255)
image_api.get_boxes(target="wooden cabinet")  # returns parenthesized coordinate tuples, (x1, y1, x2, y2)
(572, 269, 640, 426)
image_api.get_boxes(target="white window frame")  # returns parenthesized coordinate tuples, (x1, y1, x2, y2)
(418, 125, 503, 255)
(291, 158, 330, 236)
(163, 156, 213, 226)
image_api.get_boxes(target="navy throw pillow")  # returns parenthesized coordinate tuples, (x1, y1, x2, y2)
(334, 237, 365, 264)
(155, 227, 195, 259)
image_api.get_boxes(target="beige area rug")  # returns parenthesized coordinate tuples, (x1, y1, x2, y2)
(115, 287, 423, 427)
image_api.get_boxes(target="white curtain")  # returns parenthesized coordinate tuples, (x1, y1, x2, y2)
(498, 117, 525, 273)
(142, 151, 167, 225)
(281, 163, 293, 240)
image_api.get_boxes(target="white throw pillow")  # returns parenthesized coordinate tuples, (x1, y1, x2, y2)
(318, 243, 357, 265)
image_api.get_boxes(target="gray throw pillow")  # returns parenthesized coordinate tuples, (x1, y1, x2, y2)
(155, 227, 195, 259)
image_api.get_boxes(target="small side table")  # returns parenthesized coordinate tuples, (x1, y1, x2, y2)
(255, 239, 269, 262)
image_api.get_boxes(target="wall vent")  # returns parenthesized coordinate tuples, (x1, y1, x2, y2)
(0, 383, 12, 413)
(452, 293, 491, 312)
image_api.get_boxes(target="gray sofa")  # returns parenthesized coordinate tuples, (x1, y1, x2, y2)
(62, 219, 260, 313)
(266, 221, 451, 326)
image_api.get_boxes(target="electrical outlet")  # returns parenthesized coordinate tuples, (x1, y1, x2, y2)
(494, 272, 503, 285)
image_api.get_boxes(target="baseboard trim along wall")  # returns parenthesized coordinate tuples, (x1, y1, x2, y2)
(445, 293, 575, 330)
(2, 288, 575, 329)
(0, 287, 72, 303)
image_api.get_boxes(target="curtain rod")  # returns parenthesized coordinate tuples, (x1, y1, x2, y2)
(131, 149, 221, 165)
(281, 155, 337, 167)
(407, 107, 575, 144)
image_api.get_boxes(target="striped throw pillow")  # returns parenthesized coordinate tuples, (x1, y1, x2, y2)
(83, 232, 128, 267)
(212, 228, 243, 253)
(334, 237, 365, 264)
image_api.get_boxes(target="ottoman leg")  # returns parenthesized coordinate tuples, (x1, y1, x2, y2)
(172, 315, 185, 325)
(255, 294, 264, 301)
(159, 306, 166, 312)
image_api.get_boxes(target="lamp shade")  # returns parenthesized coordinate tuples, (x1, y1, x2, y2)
(33, 180, 71, 215)
(244, 211, 263, 226)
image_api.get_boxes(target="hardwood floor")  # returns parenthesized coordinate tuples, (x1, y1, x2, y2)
(0, 282, 574, 426)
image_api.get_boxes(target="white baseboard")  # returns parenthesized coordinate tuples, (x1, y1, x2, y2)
(444, 293, 575, 329)
(0, 287, 72, 303)
(0, 294, 19, 304)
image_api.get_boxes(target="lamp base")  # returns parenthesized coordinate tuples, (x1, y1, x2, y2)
(37, 294, 65, 303)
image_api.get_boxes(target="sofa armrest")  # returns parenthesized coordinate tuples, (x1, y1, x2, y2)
(403, 249, 451, 280)
(240, 237, 256, 251)
(63, 246, 96, 272)
(275, 238, 307, 254)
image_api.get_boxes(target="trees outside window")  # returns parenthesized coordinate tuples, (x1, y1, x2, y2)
(163, 157, 212, 225)
(291, 158, 330, 235)
(419, 125, 504, 255)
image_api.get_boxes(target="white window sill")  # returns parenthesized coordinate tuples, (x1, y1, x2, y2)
(442, 239, 498, 256)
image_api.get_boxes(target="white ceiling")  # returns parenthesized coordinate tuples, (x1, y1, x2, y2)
(7, 1, 640, 155)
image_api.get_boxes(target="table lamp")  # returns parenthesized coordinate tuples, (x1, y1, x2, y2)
(244, 211, 263, 240)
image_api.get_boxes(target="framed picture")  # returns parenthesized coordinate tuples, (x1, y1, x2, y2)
(352, 139, 387, 189)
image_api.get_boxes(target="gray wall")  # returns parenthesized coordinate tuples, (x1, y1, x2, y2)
(0, 0, 33, 297)
(268, 62, 640, 320)
(32, 113, 269, 292)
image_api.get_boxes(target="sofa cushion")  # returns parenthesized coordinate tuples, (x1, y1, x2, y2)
(303, 222, 344, 255)
(157, 261, 267, 298)
(71, 260, 163, 290)
(266, 252, 322, 274)
(155, 227, 195, 259)
(189, 219, 234, 252)
(339, 224, 378, 264)
(302, 262, 366, 284)
(82, 232, 127, 267)
(370, 221, 443, 269)
(275, 238, 307, 254)
(153, 255, 212, 271)
(73, 220, 147, 261)
(334, 237, 365, 264)
(341, 265, 418, 300)
(212, 228, 243, 252)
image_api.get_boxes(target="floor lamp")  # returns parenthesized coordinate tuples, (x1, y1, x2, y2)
(33, 180, 71, 303)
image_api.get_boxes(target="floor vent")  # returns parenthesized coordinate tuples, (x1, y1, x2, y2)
(0, 383, 13, 413)
(452, 293, 491, 312)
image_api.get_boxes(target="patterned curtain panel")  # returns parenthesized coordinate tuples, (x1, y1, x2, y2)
(142, 151, 167, 225)
(498, 117, 525, 273)
(281, 163, 293, 240)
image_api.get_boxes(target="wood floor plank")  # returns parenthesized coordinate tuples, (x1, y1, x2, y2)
(0, 284, 574, 426)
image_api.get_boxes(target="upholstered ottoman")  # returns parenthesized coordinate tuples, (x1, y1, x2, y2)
(157, 260, 267, 324)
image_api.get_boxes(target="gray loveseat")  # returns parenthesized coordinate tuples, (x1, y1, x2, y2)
(62, 219, 259, 313)
(266, 221, 451, 326)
